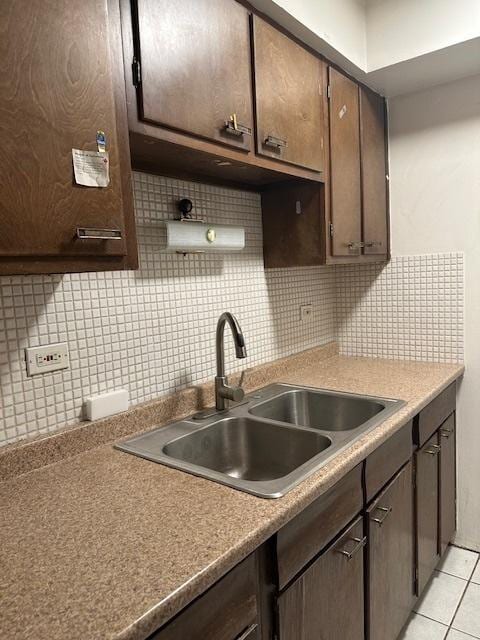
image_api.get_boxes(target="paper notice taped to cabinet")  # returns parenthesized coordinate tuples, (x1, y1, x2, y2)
(72, 149, 110, 187)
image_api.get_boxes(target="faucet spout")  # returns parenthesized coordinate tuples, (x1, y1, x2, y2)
(215, 312, 247, 410)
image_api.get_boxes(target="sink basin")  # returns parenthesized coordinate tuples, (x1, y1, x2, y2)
(163, 417, 331, 481)
(249, 388, 384, 431)
(116, 383, 404, 498)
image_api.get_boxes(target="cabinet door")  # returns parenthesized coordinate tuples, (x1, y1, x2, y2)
(278, 517, 364, 640)
(135, 0, 253, 152)
(0, 0, 136, 272)
(359, 87, 388, 256)
(439, 414, 456, 554)
(328, 68, 362, 256)
(416, 432, 440, 595)
(253, 16, 325, 172)
(367, 461, 414, 640)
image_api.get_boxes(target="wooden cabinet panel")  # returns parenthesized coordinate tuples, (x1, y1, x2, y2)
(261, 182, 325, 268)
(278, 517, 364, 640)
(439, 414, 456, 554)
(328, 68, 362, 256)
(0, 0, 137, 273)
(135, 0, 253, 152)
(150, 554, 258, 640)
(359, 87, 388, 256)
(253, 16, 325, 172)
(365, 421, 413, 502)
(367, 461, 414, 640)
(415, 382, 456, 447)
(276, 464, 363, 589)
(416, 432, 440, 595)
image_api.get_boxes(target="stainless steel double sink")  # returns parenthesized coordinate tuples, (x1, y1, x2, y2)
(116, 384, 405, 498)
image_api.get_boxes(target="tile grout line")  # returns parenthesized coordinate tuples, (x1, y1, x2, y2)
(446, 555, 480, 638)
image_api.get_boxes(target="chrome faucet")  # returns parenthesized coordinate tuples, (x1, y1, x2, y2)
(215, 312, 247, 411)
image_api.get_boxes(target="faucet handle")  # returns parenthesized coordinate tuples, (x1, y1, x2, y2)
(228, 386, 245, 403)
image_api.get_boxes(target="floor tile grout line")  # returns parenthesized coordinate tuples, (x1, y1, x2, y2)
(446, 555, 480, 637)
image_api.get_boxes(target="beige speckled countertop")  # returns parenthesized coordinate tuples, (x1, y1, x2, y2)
(0, 349, 463, 640)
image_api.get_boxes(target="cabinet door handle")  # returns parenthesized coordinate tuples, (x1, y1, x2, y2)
(235, 623, 258, 640)
(264, 134, 287, 149)
(371, 506, 392, 526)
(440, 428, 453, 439)
(336, 535, 366, 560)
(425, 444, 441, 455)
(224, 114, 252, 137)
(76, 228, 122, 240)
(347, 241, 364, 250)
(364, 241, 382, 248)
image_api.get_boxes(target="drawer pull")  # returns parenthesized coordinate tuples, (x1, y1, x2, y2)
(76, 228, 122, 240)
(264, 134, 287, 149)
(371, 506, 392, 526)
(336, 535, 366, 560)
(347, 241, 364, 250)
(224, 113, 252, 137)
(425, 444, 441, 455)
(440, 428, 453, 439)
(236, 623, 258, 640)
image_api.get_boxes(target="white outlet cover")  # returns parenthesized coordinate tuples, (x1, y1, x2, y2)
(25, 343, 69, 376)
(300, 304, 313, 321)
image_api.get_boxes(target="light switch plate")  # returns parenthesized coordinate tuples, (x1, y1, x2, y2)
(25, 343, 69, 376)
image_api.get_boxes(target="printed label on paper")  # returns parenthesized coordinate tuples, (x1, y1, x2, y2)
(72, 149, 110, 187)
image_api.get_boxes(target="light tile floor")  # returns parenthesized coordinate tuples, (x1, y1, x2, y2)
(399, 545, 480, 639)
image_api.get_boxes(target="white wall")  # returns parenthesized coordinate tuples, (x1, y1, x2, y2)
(366, 0, 480, 70)
(270, 0, 367, 68)
(389, 74, 480, 550)
(248, 0, 367, 71)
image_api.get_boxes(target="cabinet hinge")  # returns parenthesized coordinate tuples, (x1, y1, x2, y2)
(132, 57, 142, 88)
(329, 222, 334, 238)
(327, 84, 331, 99)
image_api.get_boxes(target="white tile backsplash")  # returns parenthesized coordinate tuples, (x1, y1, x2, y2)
(0, 173, 465, 446)
(0, 173, 336, 445)
(335, 253, 464, 363)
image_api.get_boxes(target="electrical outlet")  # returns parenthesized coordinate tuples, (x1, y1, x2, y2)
(300, 304, 313, 321)
(25, 343, 69, 376)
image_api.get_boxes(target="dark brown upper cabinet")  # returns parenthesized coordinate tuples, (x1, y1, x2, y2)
(328, 67, 362, 257)
(134, 0, 253, 153)
(123, 0, 324, 187)
(0, 0, 137, 276)
(359, 86, 389, 257)
(326, 67, 389, 263)
(252, 16, 325, 173)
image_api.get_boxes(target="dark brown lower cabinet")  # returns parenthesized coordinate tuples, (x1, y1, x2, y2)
(277, 516, 365, 640)
(367, 461, 414, 640)
(439, 414, 456, 555)
(149, 553, 258, 640)
(416, 432, 440, 594)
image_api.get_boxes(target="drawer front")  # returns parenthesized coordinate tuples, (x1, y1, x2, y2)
(365, 420, 413, 502)
(276, 464, 363, 589)
(278, 516, 365, 640)
(151, 553, 257, 640)
(415, 383, 456, 447)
